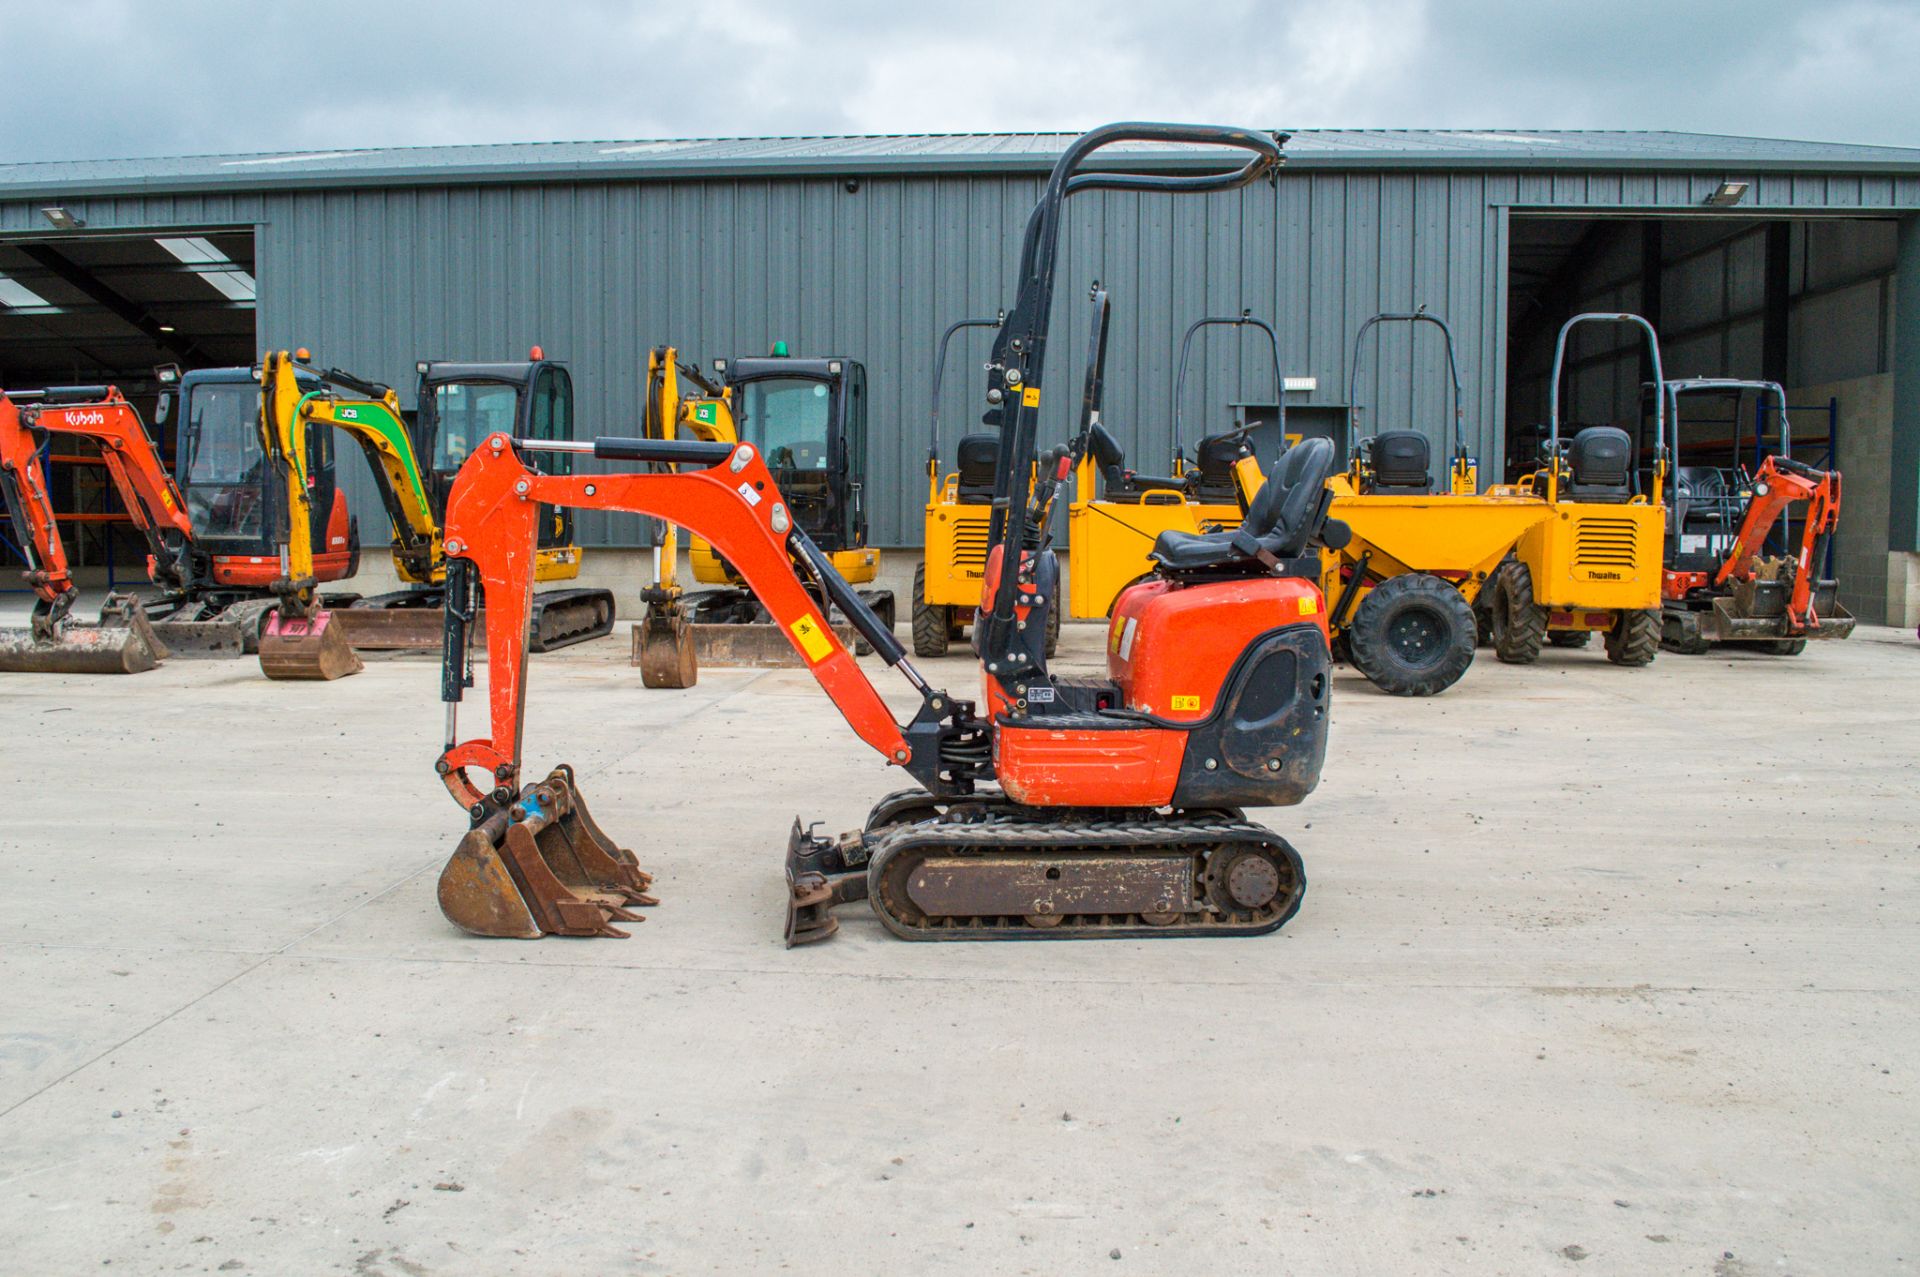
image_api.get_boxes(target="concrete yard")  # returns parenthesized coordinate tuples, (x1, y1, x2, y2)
(2, 616, 1916, 1275)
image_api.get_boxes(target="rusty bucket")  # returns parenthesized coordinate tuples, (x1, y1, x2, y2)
(437, 765, 657, 939)
(258, 608, 363, 680)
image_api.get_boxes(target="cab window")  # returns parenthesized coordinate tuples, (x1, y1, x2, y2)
(181, 381, 267, 539)
(530, 366, 574, 474)
(739, 377, 832, 473)
(430, 381, 519, 471)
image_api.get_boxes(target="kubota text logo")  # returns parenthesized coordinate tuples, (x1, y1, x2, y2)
(65, 410, 106, 426)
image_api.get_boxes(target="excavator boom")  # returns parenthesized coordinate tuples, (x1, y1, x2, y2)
(435, 430, 920, 937)
(254, 352, 362, 680)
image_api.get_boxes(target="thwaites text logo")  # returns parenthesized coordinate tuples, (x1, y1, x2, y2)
(1583, 569, 1623, 581)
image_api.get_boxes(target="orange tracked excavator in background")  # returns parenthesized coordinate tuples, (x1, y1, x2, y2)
(0, 372, 360, 676)
(432, 122, 1351, 945)
(1659, 378, 1853, 653)
(0, 386, 178, 673)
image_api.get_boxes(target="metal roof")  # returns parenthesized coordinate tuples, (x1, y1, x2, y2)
(5, 129, 1920, 198)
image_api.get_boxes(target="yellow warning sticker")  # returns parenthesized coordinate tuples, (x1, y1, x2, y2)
(1171, 694, 1201, 712)
(789, 614, 835, 663)
(1021, 386, 1041, 408)
(1299, 595, 1319, 616)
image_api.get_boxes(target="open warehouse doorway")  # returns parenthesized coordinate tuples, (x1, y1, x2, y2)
(0, 227, 258, 585)
(1503, 211, 1903, 622)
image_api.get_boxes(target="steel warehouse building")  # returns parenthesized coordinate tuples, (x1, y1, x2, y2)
(2, 129, 1917, 624)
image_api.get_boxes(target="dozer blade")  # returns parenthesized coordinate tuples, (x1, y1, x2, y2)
(258, 609, 364, 681)
(329, 606, 446, 651)
(0, 605, 167, 675)
(635, 599, 697, 689)
(148, 619, 247, 658)
(437, 765, 657, 939)
(676, 621, 859, 669)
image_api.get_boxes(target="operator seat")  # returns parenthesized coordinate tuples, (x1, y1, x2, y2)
(1187, 432, 1251, 504)
(1363, 431, 1431, 494)
(1088, 422, 1185, 501)
(1148, 436, 1348, 574)
(954, 434, 999, 504)
(1564, 426, 1634, 503)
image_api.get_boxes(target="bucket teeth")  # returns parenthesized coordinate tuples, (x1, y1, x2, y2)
(435, 767, 655, 940)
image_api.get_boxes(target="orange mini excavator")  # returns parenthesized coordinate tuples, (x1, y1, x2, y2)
(0, 385, 180, 673)
(433, 123, 1349, 944)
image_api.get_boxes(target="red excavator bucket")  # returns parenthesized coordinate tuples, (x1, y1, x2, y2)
(437, 765, 657, 938)
(258, 608, 363, 680)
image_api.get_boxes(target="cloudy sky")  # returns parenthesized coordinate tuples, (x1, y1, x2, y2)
(2, 0, 1915, 163)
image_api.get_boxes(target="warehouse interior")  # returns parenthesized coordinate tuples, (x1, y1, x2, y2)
(0, 227, 257, 578)
(1504, 211, 1902, 619)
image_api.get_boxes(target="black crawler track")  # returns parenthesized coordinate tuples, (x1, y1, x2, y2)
(788, 791, 1305, 943)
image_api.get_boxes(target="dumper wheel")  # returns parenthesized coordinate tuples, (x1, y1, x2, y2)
(1489, 561, 1545, 665)
(1547, 630, 1591, 648)
(912, 564, 949, 657)
(1346, 573, 1475, 696)
(1756, 637, 1808, 656)
(1604, 608, 1661, 667)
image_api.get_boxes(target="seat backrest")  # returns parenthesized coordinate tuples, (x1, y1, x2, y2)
(1367, 430, 1431, 493)
(1566, 426, 1632, 502)
(954, 434, 999, 502)
(1238, 436, 1333, 544)
(1086, 422, 1126, 475)
(1270, 437, 1336, 554)
(1188, 432, 1247, 501)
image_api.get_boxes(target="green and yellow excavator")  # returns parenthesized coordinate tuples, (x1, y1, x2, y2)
(283, 349, 616, 652)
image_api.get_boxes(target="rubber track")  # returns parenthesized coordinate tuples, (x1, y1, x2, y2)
(864, 811, 1304, 941)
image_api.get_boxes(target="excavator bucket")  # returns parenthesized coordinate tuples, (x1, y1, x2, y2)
(635, 596, 697, 688)
(258, 609, 364, 680)
(0, 597, 169, 675)
(437, 765, 657, 938)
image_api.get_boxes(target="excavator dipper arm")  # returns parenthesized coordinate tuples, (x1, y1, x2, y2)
(0, 393, 76, 609)
(432, 431, 923, 940)
(438, 431, 912, 812)
(1712, 455, 1842, 629)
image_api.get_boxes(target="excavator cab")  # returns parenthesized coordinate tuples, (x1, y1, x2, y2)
(173, 367, 357, 591)
(415, 357, 579, 566)
(680, 351, 894, 649)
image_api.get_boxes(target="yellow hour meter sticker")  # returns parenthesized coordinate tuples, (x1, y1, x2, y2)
(1171, 695, 1201, 712)
(1021, 386, 1041, 408)
(1299, 595, 1319, 616)
(789, 615, 835, 663)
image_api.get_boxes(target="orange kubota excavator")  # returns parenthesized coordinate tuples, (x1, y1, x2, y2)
(0, 386, 180, 673)
(1659, 378, 1853, 654)
(432, 123, 1352, 945)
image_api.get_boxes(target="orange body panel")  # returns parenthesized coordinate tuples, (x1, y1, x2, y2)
(207, 490, 357, 587)
(1107, 575, 1327, 721)
(995, 722, 1186, 807)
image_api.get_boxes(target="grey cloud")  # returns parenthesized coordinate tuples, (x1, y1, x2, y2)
(0, 0, 1913, 164)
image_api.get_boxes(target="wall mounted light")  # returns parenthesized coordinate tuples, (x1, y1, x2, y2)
(1703, 181, 1749, 208)
(41, 206, 84, 230)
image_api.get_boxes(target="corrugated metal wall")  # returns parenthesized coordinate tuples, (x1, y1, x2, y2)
(4, 165, 1916, 546)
